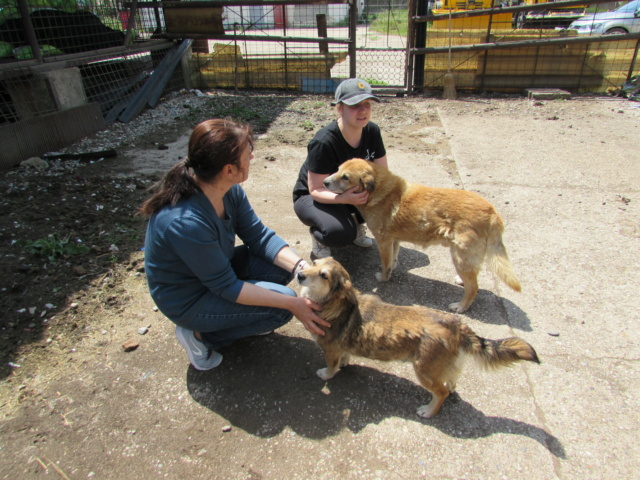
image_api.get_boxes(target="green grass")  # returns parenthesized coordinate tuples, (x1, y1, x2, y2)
(369, 9, 409, 37)
(300, 120, 315, 131)
(364, 78, 389, 86)
(21, 234, 90, 263)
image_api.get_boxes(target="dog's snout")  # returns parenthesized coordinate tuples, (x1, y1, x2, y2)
(297, 271, 306, 282)
(323, 178, 330, 187)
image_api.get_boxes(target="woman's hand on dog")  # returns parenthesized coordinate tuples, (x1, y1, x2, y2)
(339, 185, 369, 206)
(290, 296, 328, 335)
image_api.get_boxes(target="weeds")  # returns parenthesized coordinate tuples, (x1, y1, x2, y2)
(21, 234, 90, 263)
(300, 120, 315, 131)
(369, 8, 409, 37)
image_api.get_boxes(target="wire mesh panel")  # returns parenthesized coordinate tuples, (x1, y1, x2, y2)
(166, 2, 354, 92)
(0, 0, 128, 61)
(354, 0, 409, 87)
(411, 0, 640, 94)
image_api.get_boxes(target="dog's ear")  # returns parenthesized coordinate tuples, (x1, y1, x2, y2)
(341, 278, 358, 305)
(360, 171, 375, 192)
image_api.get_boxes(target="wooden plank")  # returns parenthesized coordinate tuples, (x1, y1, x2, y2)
(164, 7, 224, 35)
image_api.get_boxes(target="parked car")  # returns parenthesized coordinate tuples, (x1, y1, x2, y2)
(566, 0, 640, 34)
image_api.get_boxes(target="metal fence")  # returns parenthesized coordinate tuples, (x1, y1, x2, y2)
(409, 0, 640, 93)
(1, 0, 639, 166)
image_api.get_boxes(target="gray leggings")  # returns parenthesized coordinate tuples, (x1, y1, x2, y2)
(293, 195, 364, 248)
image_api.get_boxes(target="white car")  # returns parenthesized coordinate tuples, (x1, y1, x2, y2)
(567, 0, 640, 34)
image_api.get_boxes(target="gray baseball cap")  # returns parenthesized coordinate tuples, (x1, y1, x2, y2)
(332, 78, 380, 106)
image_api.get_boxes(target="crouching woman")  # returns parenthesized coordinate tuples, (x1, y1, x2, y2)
(139, 118, 327, 370)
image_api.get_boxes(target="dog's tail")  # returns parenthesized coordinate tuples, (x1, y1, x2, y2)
(460, 324, 540, 369)
(486, 215, 521, 292)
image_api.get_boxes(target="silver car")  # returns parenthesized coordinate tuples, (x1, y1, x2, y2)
(567, 0, 640, 34)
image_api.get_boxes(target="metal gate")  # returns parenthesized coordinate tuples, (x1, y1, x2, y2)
(353, 0, 410, 89)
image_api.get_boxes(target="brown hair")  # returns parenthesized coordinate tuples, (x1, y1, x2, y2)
(138, 118, 254, 216)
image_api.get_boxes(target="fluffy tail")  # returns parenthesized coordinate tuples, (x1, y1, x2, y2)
(487, 215, 521, 292)
(460, 324, 539, 370)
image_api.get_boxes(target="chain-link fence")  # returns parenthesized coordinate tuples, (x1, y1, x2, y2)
(409, 0, 640, 93)
(2, 0, 639, 166)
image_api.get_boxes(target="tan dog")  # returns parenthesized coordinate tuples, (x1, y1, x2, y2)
(297, 257, 539, 418)
(324, 158, 521, 313)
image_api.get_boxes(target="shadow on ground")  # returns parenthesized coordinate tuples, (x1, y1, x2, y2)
(187, 334, 564, 458)
(330, 245, 533, 331)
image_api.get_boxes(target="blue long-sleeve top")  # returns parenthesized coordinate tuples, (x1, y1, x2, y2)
(144, 185, 288, 323)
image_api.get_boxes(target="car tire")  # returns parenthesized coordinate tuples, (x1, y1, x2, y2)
(605, 27, 628, 34)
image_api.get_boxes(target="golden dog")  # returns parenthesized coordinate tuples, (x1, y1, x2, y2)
(298, 257, 539, 418)
(323, 158, 521, 313)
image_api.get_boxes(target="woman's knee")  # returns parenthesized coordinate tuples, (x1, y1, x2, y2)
(319, 224, 357, 247)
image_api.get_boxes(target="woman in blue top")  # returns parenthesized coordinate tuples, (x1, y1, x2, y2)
(140, 119, 327, 371)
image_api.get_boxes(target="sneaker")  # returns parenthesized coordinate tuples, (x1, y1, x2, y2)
(311, 234, 331, 259)
(353, 224, 373, 248)
(175, 326, 223, 371)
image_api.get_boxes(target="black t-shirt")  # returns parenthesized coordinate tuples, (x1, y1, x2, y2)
(292, 120, 386, 202)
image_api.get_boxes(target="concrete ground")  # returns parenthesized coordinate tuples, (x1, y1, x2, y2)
(168, 95, 640, 479)
(1, 94, 638, 479)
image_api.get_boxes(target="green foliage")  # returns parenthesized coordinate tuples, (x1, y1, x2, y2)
(369, 9, 409, 37)
(364, 78, 389, 86)
(300, 120, 315, 131)
(22, 234, 90, 263)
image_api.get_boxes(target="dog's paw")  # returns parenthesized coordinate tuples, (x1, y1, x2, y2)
(375, 272, 390, 282)
(448, 302, 467, 314)
(454, 275, 464, 286)
(316, 368, 336, 381)
(416, 404, 438, 419)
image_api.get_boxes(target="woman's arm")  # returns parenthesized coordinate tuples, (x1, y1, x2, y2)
(308, 171, 369, 206)
(272, 246, 307, 274)
(235, 282, 329, 336)
(374, 155, 388, 169)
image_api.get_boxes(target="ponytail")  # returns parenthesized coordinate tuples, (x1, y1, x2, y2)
(138, 159, 199, 217)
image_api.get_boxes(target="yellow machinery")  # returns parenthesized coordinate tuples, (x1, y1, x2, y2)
(430, 0, 586, 30)
(431, 0, 514, 29)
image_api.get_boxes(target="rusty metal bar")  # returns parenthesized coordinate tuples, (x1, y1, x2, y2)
(415, 0, 619, 22)
(411, 31, 640, 55)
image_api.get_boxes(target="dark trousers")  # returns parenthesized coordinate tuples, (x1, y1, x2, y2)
(293, 195, 364, 247)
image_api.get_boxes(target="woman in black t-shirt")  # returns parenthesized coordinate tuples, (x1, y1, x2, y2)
(292, 78, 388, 258)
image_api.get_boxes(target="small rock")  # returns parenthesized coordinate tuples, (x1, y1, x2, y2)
(21, 157, 49, 170)
(222, 425, 232, 432)
(72, 265, 87, 276)
(138, 326, 149, 335)
(122, 339, 139, 352)
(548, 330, 560, 337)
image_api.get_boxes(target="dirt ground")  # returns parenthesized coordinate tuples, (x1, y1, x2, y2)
(0, 90, 638, 479)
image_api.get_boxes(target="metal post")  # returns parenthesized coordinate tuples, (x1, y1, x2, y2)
(349, 0, 357, 78)
(479, 11, 495, 91)
(413, 0, 428, 92)
(317, 13, 329, 55)
(405, 0, 417, 92)
(627, 38, 640, 83)
(124, 0, 139, 47)
(18, 0, 42, 62)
